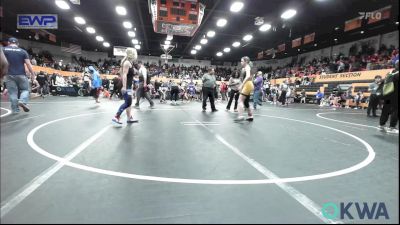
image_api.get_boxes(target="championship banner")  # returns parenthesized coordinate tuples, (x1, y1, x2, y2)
(314, 69, 392, 83)
(368, 5, 392, 24)
(344, 17, 362, 32)
(292, 37, 302, 48)
(277, 43, 286, 52)
(257, 51, 264, 60)
(49, 33, 56, 42)
(303, 32, 315, 44)
(265, 48, 274, 56)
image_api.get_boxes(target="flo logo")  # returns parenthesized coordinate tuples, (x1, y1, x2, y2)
(358, 12, 382, 20)
(322, 202, 389, 220)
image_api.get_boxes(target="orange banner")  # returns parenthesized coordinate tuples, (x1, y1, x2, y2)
(32, 65, 118, 79)
(292, 38, 302, 48)
(277, 43, 286, 52)
(303, 32, 315, 44)
(257, 51, 264, 60)
(314, 69, 392, 83)
(344, 17, 362, 32)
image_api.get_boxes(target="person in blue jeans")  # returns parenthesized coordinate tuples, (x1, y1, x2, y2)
(3, 37, 36, 114)
(253, 71, 263, 110)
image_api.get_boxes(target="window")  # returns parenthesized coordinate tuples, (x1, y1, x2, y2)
(159, 10, 168, 17)
(189, 14, 197, 21)
(191, 4, 196, 9)
(173, 2, 179, 7)
(171, 8, 186, 16)
(160, 0, 166, 5)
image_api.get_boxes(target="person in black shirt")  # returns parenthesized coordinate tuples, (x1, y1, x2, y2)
(379, 60, 399, 134)
(102, 76, 110, 90)
(154, 79, 162, 101)
(112, 48, 138, 125)
(3, 37, 36, 113)
(36, 71, 48, 97)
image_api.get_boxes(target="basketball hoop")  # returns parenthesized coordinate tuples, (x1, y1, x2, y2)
(160, 42, 175, 64)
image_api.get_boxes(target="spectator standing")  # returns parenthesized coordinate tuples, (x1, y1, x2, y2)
(219, 79, 228, 102)
(253, 71, 263, 109)
(3, 37, 35, 113)
(367, 75, 382, 117)
(378, 60, 399, 133)
(226, 71, 241, 111)
(278, 79, 289, 106)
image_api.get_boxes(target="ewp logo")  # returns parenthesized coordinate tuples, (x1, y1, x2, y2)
(322, 202, 389, 220)
(17, 14, 58, 29)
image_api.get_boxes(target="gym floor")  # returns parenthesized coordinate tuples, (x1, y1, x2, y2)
(0, 96, 398, 224)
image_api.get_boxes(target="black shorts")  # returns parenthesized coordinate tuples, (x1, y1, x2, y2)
(90, 87, 101, 98)
(241, 93, 250, 108)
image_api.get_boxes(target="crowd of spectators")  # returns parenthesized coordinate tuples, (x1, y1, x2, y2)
(264, 44, 398, 80)
(23, 43, 398, 89)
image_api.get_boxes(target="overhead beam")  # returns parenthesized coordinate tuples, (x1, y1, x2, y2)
(136, 0, 149, 52)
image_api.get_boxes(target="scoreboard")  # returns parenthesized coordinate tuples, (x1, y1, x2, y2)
(149, 0, 205, 37)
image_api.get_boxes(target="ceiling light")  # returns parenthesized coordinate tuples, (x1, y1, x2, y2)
(298, 49, 301, 52)
(281, 9, 297, 20)
(223, 47, 231, 53)
(165, 40, 171, 45)
(96, 36, 104, 42)
(135, 45, 141, 50)
(74, 17, 86, 25)
(232, 41, 241, 47)
(207, 31, 216, 38)
(132, 39, 139, 45)
(243, 34, 253, 41)
(335, 27, 340, 30)
(216, 52, 223, 57)
(55, 0, 70, 10)
(200, 38, 208, 44)
(116, 6, 127, 15)
(128, 31, 136, 37)
(259, 23, 271, 32)
(334, 38, 338, 41)
(195, 45, 202, 50)
(191, 50, 197, 55)
(314, 43, 317, 47)
(396, 21, 399, 25)
(360, 31, 364, 34)
(216, 18, 227, 27)
(123, 21, 132, 29)
(86, 27, 96, 34)
(230, 2, 244, 12)
(103, 42, 110, 47)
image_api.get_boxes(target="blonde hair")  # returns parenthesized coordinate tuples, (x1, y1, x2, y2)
(121, 47, 137, 66)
